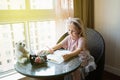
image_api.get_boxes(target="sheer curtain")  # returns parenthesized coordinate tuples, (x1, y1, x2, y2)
(53, 0, 94, 40)
(54, 0, 74, 40)
(54, 0, 74, 20)
(54, 0, 94, 29)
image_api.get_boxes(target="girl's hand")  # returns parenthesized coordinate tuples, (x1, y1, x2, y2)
(48, 48, 54, 54)
(62, 54, 71, 61)
(37, 50, 50, 56)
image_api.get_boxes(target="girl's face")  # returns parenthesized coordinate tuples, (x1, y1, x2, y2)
(68, 23, 81, 40)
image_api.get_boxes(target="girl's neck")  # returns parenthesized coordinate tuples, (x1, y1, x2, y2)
(71, 36, 79, 40)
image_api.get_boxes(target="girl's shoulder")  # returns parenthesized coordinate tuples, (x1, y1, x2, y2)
(78, 37, 86, 44)
(78, 37, 86, 41)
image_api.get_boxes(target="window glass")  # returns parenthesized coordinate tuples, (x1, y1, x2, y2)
(0, 0, 25, 10)
(30, 0, 54, 9)
(12, 23, 25, 42)
(29, 21, 56, 51)
(0, 23, 25, 74)
(0, 25, 14, 72)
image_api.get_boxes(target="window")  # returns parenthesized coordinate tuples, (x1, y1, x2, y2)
(0, 0, 73, 78)
(0, 0, 57, 78)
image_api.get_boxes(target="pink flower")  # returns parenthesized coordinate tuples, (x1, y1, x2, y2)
(35, 57, 41, 63)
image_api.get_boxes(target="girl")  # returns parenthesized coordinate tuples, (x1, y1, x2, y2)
(48, 18, 89, 80)
(49, 17, 87, 62)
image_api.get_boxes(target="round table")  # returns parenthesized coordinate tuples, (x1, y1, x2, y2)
(14, 56, 81, 80)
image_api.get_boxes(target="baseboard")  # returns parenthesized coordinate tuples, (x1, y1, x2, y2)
(105, 65, 120, 76)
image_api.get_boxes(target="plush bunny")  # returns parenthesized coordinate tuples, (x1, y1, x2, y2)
(15, 41, 29, 63)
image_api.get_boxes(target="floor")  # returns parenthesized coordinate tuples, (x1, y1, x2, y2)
(19, 71, 120, 80)
(103, 71, 120, 80)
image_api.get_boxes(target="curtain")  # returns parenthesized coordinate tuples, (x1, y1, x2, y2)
(74, 0, 94, 28)
(54, 0, 74, 20)
(54, 0, 94, 39)
(54, 0, 74, 40)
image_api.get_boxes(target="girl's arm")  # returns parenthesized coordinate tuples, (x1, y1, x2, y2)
(48, 42, 63, 53)
(49, 36, 69, 53)
(63, 48, 82, 61)
(52, 43, 63, 51)
(63, 37, 86, 61)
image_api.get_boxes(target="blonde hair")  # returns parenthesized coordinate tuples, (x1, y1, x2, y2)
(67, 17, 86, 37)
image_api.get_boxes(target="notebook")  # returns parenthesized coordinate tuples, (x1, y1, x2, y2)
(47, 50, 71, 64)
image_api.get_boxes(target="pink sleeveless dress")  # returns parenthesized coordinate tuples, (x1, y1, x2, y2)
(61, 35, 83, 80)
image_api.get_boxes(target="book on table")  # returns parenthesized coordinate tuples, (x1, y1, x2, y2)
(47, 50, 71, 64)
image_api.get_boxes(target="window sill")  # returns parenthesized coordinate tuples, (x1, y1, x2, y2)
(0, 72, 25, 80)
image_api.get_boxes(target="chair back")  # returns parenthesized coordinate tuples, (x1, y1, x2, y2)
(86, 28, 105, 63)
(85, 28, 105, 80)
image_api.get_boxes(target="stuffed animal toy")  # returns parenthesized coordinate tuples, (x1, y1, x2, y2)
(15, 41, 29, 63)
